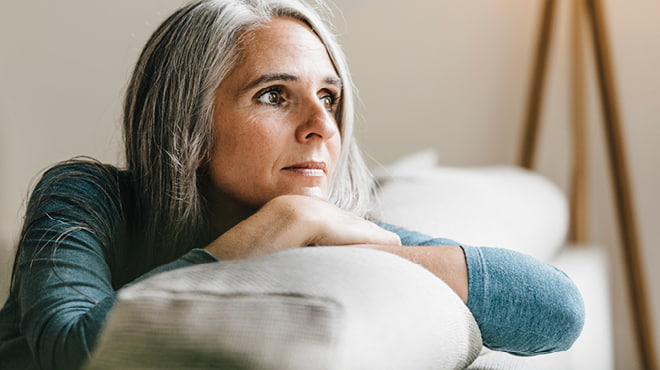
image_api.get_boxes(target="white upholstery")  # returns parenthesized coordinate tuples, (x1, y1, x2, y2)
(374, 150, 568, 262)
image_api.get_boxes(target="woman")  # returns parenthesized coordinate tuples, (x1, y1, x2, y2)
(0, 0, 584, 369)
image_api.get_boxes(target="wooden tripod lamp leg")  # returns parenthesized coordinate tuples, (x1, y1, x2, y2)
(568, 0, 589, 244)
(585, 0, 658, 368)
(519, 0, 556, 169)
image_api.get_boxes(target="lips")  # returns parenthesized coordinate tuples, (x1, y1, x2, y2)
(282, 161, 327, 176)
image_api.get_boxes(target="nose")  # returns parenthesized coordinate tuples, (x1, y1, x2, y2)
(295, 99, 339, 143)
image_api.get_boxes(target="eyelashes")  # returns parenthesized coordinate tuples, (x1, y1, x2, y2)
(319, 92, 339, 112)
(256, 86, 285, 106)
(254, 86, 340, 113)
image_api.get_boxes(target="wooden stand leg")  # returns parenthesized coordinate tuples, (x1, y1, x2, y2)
(585, 0, 658, 368)
(518, 0, 556, 169)
(568, 0, 588, 243)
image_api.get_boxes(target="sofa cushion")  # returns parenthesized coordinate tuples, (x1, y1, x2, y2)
(374, 150, 568, 262)
(86, 247, 482, 370)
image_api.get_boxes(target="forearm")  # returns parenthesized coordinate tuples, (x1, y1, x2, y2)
(354, 244, 468, 303)
(205, 195, 401, 260)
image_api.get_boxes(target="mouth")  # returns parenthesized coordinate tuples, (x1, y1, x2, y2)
(282, 161, 327, 176)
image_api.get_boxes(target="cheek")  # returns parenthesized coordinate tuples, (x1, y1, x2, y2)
(327, 135, 342, 174)
(209, 117, 249, 186)
(212, 119, 281, 177)
(330, 133, 342, 158)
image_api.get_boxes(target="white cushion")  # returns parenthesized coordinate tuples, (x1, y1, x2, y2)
(86, 247, 482, 370)
(374, 150, 569, 262)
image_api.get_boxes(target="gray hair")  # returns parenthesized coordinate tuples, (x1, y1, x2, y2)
(123, 0, 375, 263)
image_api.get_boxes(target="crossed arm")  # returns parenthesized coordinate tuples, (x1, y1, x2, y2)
(204, 194, 469, 302)
(204, 194, 584, 356)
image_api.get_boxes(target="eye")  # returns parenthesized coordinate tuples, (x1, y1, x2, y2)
(320, 92, 339, 112)
(256, 87, 285, 106)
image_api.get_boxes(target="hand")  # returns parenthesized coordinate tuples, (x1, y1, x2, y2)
(204, 195, 401, 260)
(288, 195, 401, 247)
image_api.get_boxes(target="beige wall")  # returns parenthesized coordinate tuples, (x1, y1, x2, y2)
(1, 1, 658, 368)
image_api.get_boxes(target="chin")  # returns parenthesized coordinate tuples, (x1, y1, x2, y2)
(289, 186, 328, 200)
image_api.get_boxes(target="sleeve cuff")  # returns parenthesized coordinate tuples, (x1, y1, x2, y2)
(461, 245, 486, 318)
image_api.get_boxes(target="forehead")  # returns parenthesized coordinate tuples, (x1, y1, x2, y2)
(233, 16, 336, 76)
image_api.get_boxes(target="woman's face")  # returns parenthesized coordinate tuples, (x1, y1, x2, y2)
(208, 17, 342, 209)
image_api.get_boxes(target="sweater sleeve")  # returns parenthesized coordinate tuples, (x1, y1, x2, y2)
(13, 162, 217, 370)
(462, 246, 584, 355)
(376, 222, 585, 356)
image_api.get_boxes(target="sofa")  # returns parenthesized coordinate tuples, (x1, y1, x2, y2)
(85, 150, 613, 369)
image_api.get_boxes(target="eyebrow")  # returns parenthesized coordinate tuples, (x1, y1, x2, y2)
(238, 72, 343, 96)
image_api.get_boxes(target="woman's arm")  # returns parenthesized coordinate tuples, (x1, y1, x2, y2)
(13, 163, 122, 370)
(204, 195, 401, 260)
(462, 246, 584, 355)
(356, 242, 583, 356)
(372, 223, 585, 356)
(10, 163, 216, 370)
(205, 197, 584, 356)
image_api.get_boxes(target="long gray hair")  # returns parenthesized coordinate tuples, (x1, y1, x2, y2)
(124, 0, 375, 263)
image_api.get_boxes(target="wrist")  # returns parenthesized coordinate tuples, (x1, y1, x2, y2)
(266, 195, 319, 246)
